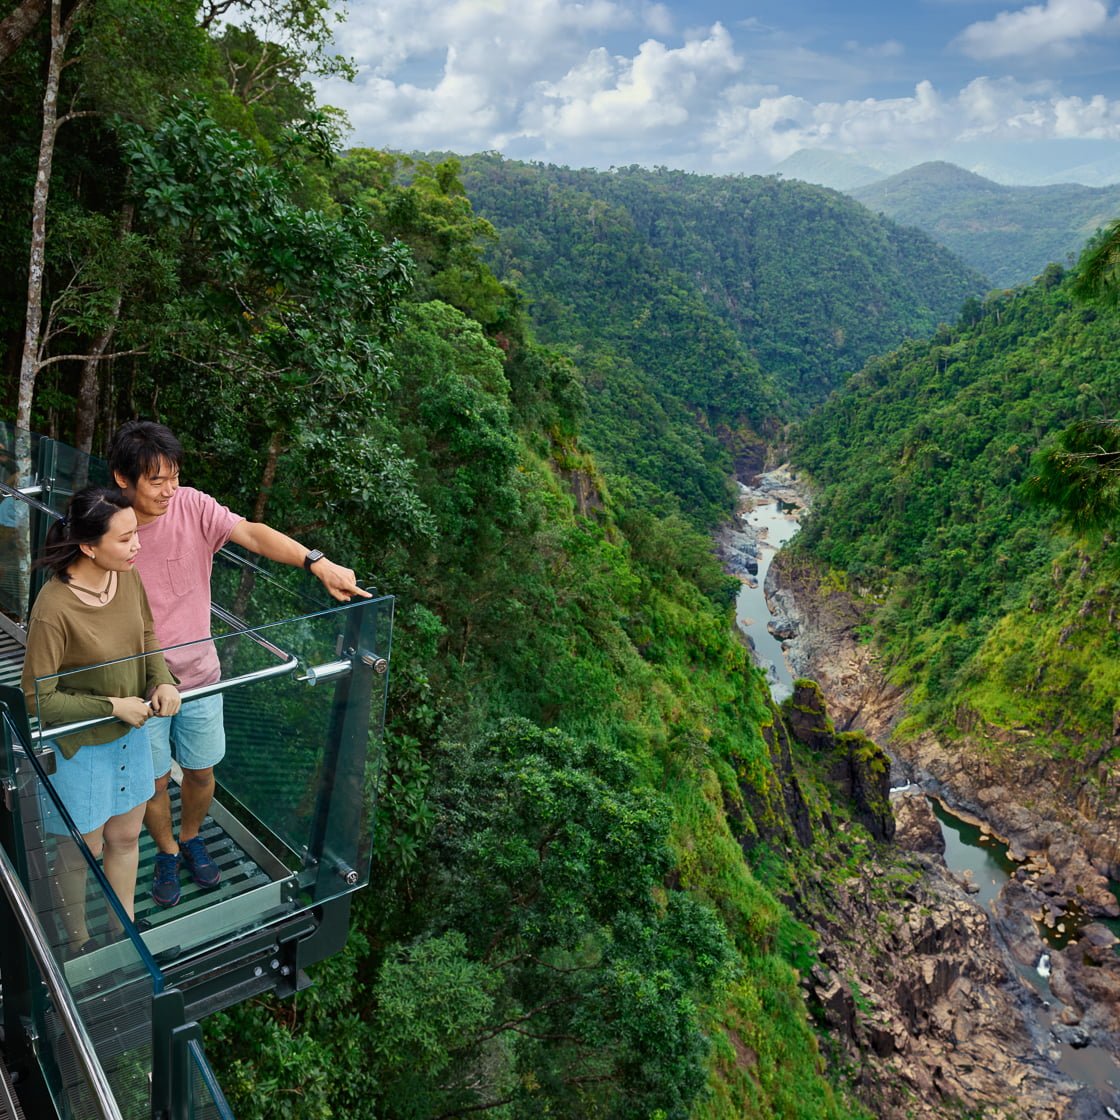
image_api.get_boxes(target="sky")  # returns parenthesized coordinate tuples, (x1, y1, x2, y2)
(308, 0, 1120, 183)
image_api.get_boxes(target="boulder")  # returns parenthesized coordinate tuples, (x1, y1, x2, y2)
(892, 790, 946, 856)
(767, 616, 797, 639)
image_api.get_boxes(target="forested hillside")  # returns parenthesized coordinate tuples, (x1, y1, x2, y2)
(454, 155, 983, 515)
(851, 161, 1120, 289)
(791, 260, 1120, 754)
(0, 3, 896, 1119)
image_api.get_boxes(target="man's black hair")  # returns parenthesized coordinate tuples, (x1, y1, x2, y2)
(107, 421, 183, 486)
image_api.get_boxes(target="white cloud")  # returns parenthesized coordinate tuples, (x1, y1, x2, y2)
(704, 76, 1120, 168)
(954, 0, 1113, 60)
(524, 23, 740, 141)
(957, 76, 1120, 138)
(313, 0, 1120, 173)
(706, 81, 947, 167)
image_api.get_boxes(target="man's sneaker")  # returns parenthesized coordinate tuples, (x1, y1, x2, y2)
(179, 836, 221, 889)
(151, 852, 181, 907)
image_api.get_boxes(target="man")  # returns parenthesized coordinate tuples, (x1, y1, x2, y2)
(107, 421, 369, 906)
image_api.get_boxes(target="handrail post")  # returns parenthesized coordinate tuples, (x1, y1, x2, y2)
(152, 992, 234, 1120)
(306, 600, 383, 898)
(0, 694, 35, 1082)
(151, 989, 188, 1120)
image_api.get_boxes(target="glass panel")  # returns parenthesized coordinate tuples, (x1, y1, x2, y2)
(0, 422, 44, 628)
(0, 424, 109, 629)
(4, 715, 160, 1120)
(187, 1038, 236, 1120)
(28, 593, 391, 965)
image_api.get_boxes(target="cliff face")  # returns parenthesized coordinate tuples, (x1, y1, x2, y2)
(769, 549, 1120, 901)
(779, 679, 895, 842)
(760, 553, 1120, 1118)
(747, 682, 1090, 1118)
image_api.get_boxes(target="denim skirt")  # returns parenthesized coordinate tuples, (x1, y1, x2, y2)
(41, 724, 156, 837)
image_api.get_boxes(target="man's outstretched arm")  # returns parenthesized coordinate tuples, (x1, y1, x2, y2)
(228, 520, 372, 601)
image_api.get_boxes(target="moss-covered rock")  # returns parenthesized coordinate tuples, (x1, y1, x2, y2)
(780, 681, 895, 842)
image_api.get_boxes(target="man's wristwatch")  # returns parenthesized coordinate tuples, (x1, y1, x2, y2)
(303, 549, 325, 572)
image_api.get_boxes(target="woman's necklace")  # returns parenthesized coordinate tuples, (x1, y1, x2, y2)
(67, 571, 114, 604)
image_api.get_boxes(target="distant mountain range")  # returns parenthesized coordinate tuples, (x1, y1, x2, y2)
(773, 140, 1120, 191)
(845, 162, 1120, 288)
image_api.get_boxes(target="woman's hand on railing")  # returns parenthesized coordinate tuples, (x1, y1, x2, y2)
(110, 696, 152, 728)
(148, 683, 181, 718)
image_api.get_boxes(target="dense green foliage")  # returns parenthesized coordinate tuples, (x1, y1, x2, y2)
(459, 155, 983, 415)
(850, 161, 1120, 289)
(791, 261, 1120, 751)
(0, 4, 881, 1118)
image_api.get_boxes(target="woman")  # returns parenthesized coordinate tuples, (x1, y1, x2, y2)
(21, 486, 180, 956)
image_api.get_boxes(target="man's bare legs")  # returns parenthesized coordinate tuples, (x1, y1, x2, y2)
(145, 765, 214, 854)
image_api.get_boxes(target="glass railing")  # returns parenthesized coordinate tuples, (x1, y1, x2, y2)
(186, 1037, 236, 1120)
(25, 592, 389, 975)
(0, 700, 158, 1120)
(0, 423, 113, 628)
(0, 426, 392, 1118)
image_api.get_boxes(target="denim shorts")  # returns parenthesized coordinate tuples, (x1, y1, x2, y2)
(41, 724, 155, 836)
(146, 692, 226, 777)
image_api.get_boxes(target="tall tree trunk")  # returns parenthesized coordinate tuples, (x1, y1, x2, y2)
(74, 201, 133, 469)
(15, 0, 70, 436)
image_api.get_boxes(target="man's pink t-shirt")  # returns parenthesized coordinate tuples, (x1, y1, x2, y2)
(133, 487, 243, 690)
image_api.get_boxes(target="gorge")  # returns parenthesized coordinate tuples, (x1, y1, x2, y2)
(728, 466, 1120, 1116)
(9, 22, 1120, 1112)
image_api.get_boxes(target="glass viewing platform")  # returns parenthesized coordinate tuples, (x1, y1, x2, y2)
(0, 424, 392, 1118)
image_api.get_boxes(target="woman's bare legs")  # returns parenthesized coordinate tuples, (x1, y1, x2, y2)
(54, 803, 145, 954)
(100, 802, 146, 924)
(53, 830, 102, 953)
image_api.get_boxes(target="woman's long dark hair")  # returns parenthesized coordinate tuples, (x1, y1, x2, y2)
(37, 487, 132, 582)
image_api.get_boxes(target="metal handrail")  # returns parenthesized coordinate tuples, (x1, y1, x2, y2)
(0, 841, 124, 1120)
(296, 658, 351, 685)
(0, 478, 55, 515)
(210, 602, 293, 663)
(31, 655, 300, 744)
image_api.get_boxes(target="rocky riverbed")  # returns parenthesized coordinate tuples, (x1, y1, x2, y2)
(766, 546, 1120, 1116)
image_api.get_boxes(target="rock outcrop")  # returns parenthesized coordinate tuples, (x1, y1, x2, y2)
(800, 844, 1091, 1119)
(780, 680, 895, 842)
(892, 789, 946, 856)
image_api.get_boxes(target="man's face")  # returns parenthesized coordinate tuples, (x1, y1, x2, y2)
(114, 457, 180, 524)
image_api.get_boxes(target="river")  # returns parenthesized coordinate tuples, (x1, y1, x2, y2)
(732, 468, 1120, 1108)
(729, 468, 803, 702)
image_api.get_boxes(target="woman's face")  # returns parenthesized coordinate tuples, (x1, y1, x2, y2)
(88, 507, 141, 571)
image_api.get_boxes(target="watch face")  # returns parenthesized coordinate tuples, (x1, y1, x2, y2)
(305, 549, 325, 569)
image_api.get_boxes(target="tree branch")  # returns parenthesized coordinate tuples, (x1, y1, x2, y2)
(57, 108, 98, 127)
(431, 1094, 519, 1120)
(36, 347, 147, 369)
(472, 992, 585, 1043)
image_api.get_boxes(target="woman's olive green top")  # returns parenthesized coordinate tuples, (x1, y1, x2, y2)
(21, 571, 176, 758)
